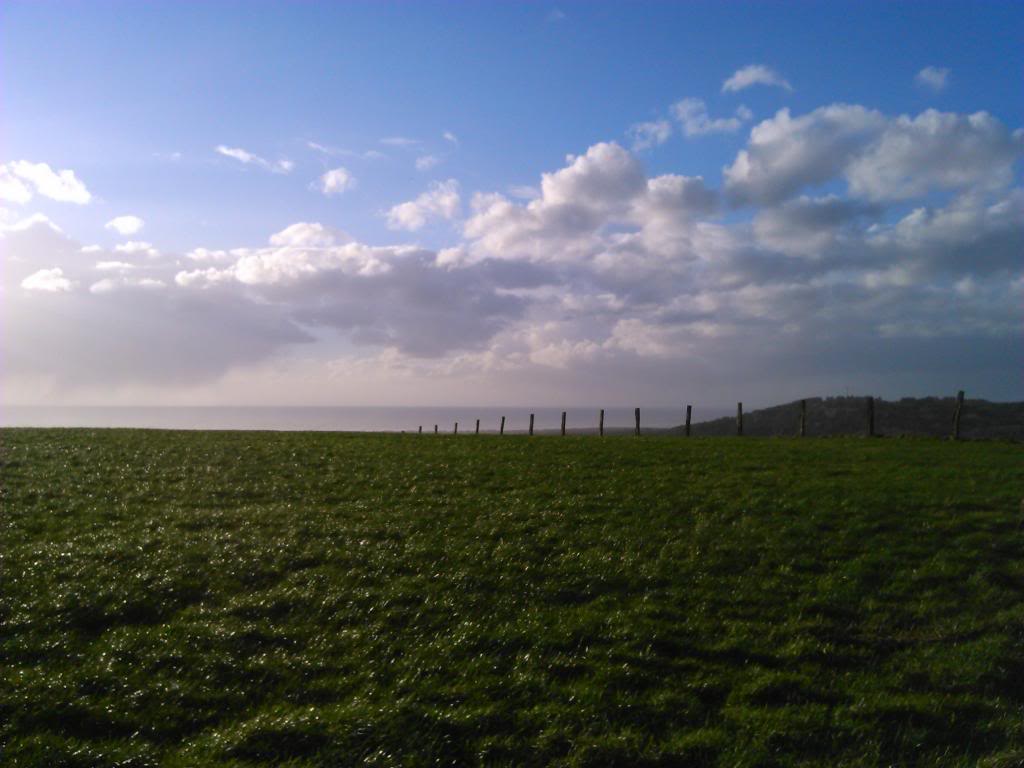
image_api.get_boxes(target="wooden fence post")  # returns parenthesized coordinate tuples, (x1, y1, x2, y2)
(434, 424, 438, 435)
(799, 399, 807, 438)
(561, 411, 567, 436)
(500, 416, 505, 436)
(454, 422, 458, 435)
(529, 413, 535, 436)
(952, 390, 964, 440)
(475, 419, 480, 435)
(866, 397, 875, 437)
(736, 402, 743, 436)
(418, 425, 422, 434)
(599, 409, 605, 437)
(635, 407, 641, 437)
(685, 405, 692, 437)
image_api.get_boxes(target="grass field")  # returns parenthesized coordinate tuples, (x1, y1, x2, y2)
(2, 429, 1023, 767)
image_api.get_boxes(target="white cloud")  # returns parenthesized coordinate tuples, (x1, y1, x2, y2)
(114, 240, 160, 258)
(380, 137, 420, 148)
(89, 276, 166, 294)
(0, 161, 91, 204)
(416, 155, 441, 171)
(0, 212, 63, 236)
(0, 167, 33, 204)
(81, 244, 103, 253)
(722, 65, 793, 93)
(21, 267, 74, 292)
(725, 105, 1024, 206)
(105, 215, 145, 236)
(846, 110, 1022, 200)
(215, 145, 293, 174)
(627, 119, 672, 150)
(443, 131, 459, 145)
(916, 66, 950, 91)
(387, 180, 461, 231)
(268, 221, 351, 248)
(724, 105, 889, 205)
(315, 167, 356, 196)
(95, 260, 137, 271)
(671, 99, 751, 137)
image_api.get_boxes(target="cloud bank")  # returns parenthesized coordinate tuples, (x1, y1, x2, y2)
(4, 103, 1022, 404)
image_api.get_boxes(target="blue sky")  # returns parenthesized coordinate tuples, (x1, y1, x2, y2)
(2, 1, 1022, 406)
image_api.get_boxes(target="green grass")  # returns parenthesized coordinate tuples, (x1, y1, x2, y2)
(2, 429, 1023, 767)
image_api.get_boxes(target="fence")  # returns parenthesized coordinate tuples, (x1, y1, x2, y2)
(411, 391, 975, 441)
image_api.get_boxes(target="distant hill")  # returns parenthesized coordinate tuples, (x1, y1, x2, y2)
(667, 396, 1024, 441)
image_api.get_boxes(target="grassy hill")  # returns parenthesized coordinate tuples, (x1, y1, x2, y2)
(2, 429, 1023, 766)
(672, 396, 1024, 440)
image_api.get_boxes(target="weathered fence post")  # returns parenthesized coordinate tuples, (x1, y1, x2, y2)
(736, 402, 743, 436)
(561, 411, 567, 436)
(434, 424, 438, 435)
(799, 399, 807, 438)
(685, 405, 692, 437)
(866, 396, 875, 437)
(500, 416, 505, 436)
(952, 390, 964, 440)
(599, 409, 605, 437)
(475, 419, 480, 435)
(454, 422, 458, 435)
(418, 425, 422, 434)
(529, 413, 535, 436)
(635, 407, 641, 437)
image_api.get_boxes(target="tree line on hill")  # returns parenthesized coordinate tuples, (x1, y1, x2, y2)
(667, 396, 1023, 440)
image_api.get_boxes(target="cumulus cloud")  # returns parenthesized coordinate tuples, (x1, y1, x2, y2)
(114, 241, 160, 258)
(443, 131, 459, 145)
(722, 65, 793, 93)
(315, 167, 356, 195)
(725, 105, 1023, 206)
(387, 180, 461, 231)
(916, 66, 950, 91)
(215, 145, 293, 174)
(672, 99, 752, 137)
(460, 142, 716, 266)
(0, 161, 91, 204)
(21, 267, 74, 292)
(105, 215, 145, 236)
(845, 110, 1023, 200)
(627, 120, 672, 150)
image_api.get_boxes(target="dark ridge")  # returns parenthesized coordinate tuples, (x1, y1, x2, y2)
(666, 396, 1024, 440)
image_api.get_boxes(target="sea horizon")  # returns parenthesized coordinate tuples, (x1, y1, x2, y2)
(0, 405, 737, 432)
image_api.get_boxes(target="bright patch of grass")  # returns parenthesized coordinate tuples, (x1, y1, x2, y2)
(2, 429, 1022, 766)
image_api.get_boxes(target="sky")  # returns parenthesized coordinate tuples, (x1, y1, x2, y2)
(2, 0, 1022, 408)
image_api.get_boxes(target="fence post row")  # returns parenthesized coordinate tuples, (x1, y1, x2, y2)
(952, 390, 964, 441)
(866, 396, 875, 438)
(799, 399, 807, 438)
(685, 405, 692, 437)
(561, 411, 567, 436)
(736, 402, 743, 436)
(599, 409, 605, 437)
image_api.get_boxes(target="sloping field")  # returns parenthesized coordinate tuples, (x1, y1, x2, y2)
(2, 429, 1023, 767)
